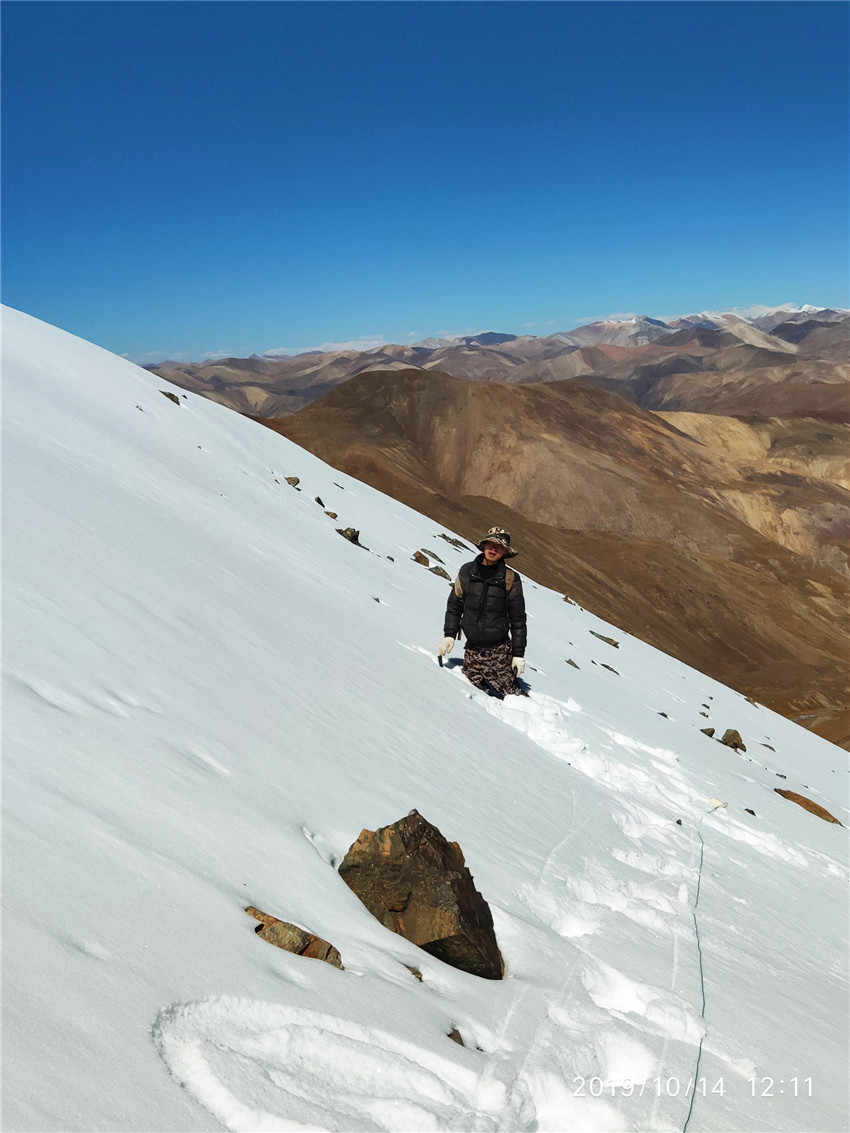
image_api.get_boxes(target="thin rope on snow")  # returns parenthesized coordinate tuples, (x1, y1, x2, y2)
(682, 801, 725, 1133)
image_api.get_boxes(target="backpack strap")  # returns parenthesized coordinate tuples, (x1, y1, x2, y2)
(505, 567, 515, 591)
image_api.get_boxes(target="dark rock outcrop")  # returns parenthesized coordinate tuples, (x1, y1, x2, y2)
(246, 906, 343, 968)
(720, 728, 746, 751)
(336, 527, 365, 547)
(590, 631, 620, 648)
(439, 534, 468, 550)
(412, 551, 450, 579)
(338, 810, 504, 980)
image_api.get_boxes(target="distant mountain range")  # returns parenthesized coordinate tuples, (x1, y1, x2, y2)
(149, 305, 849, 419)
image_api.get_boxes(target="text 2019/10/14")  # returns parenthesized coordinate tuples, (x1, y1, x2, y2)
(572, 1078, 727, 1098)
(571, 1077, 814, 1098)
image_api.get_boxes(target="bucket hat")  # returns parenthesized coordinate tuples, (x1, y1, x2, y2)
(476, 526, 518, 558)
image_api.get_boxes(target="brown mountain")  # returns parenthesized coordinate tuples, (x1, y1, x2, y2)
(257, 368, 850, 748)
(581, 344, 849, 420)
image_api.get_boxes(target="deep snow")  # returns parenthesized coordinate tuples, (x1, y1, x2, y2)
(2, 305, 848, 1133)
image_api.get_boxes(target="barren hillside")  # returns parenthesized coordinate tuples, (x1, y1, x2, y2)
(260, 369, 850, 747)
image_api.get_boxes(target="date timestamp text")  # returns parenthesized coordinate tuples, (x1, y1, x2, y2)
(571, 1076, 814, 1099)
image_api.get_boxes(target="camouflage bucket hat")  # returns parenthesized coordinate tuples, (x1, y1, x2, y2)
(476, 526, 518, 558)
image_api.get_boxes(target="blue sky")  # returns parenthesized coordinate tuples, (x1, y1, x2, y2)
(3, 1, 848, 362)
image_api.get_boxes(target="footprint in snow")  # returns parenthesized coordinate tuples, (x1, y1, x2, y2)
(82, 691, 131, 717)
(102, 686, 158, 710)
(580, 960, 705, 1046)
(517, 881, 602, 939)
(14, 674, 164, 719)
(704, 811, 809, 867)
(13, 675, 90, 715)
(59, 930, 111, 961)
(173, 743, 231, 778)
(301, 825, 341, 867)
(609, 846, 690, 880)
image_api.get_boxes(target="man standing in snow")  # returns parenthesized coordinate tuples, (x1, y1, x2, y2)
(439, 527, 528, 698)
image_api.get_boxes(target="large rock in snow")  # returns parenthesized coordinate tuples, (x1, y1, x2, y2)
(338, 810, 504, 980)
(720, 728, 747, 751)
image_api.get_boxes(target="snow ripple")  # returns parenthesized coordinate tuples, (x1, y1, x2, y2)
(153, 997, 513, 1132)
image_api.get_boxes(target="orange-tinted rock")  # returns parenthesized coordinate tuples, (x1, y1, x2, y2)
(245, 906, 343, 968)
(338, 810, 504, 980)
(774, 789, 843, 825)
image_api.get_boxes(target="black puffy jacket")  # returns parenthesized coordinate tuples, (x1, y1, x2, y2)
(443, 555, 527, 656)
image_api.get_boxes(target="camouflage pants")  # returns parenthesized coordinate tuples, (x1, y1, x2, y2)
(462, 640, 524, 698)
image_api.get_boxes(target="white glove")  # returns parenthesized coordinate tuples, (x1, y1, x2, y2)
(438, 636, 455, 657)
(511, 657, 525, 677)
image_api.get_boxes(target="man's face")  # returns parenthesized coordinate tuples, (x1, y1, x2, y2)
(482, 541, 506, 564)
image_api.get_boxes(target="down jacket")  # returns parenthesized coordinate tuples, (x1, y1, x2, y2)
(443, 555, 527, 656)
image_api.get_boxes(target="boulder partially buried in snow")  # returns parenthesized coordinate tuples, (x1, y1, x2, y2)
(336, 527, 366, 547)
(720, 728, 747, 751)
(774, 789, 843, 826)
(338, 810, 504, 980)
(245, 907, 343, 968)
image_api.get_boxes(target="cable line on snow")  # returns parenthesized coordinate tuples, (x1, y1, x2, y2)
(682, 800, 725, 1132)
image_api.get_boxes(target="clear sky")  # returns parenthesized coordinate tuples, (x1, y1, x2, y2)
(2, 1, 848, 362)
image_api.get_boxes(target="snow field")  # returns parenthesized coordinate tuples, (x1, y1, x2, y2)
(3, 306, 848, 1133)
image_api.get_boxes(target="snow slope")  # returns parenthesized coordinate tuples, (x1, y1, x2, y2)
(2, 305, 848, 1133)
